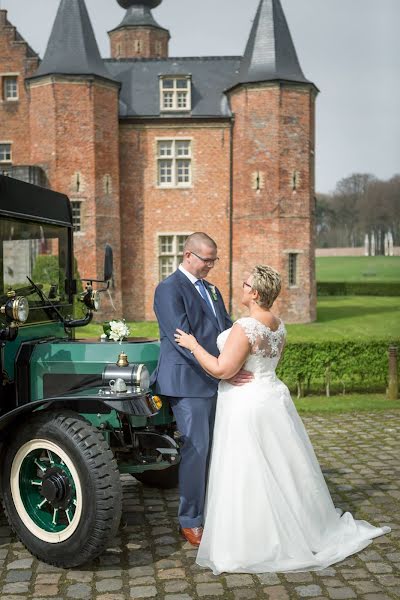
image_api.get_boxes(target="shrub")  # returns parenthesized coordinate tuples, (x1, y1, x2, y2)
(317, 281, 400, 296)
(32, 255, 59, 286)
(277, 341, 400, 397)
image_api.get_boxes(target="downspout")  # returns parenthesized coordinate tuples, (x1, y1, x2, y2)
(229, 115, 235, 315)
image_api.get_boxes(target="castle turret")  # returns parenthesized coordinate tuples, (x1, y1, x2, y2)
(228, 0, 318, 323)
(109, 0, 170, 59)
(27, 0, 122, 315)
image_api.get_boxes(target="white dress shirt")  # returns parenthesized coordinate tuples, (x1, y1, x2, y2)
(179, 264, 217, 316)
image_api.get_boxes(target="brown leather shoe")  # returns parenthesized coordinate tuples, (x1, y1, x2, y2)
(180, 526, 203, 546)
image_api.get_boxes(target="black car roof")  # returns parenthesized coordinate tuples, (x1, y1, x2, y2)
(0, 175, 72, 228)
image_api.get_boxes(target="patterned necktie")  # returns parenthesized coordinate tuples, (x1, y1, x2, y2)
(195, 279, 215, 315)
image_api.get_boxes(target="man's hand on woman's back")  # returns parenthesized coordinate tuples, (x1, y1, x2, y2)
(226, 369, 254, 386)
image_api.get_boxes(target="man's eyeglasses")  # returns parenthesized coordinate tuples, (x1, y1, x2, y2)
(190, 251, 220, 266)
(242, 281, 252, 289)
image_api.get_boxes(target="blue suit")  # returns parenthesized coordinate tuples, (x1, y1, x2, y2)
(151, 269, 232, 528)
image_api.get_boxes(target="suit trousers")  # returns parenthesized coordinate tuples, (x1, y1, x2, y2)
(168, 394, 217, 529)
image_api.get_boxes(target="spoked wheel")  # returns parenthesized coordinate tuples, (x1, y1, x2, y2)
(11, 439, 83, 543)
(1, 411, 122, 567)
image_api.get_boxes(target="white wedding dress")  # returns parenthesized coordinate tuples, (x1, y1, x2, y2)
(196, 317, 390, 575)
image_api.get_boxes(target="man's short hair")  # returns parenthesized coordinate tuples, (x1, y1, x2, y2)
(184, 232, 217, 253)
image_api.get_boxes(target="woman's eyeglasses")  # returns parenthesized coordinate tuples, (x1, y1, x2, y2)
(242, 281, 252, 289)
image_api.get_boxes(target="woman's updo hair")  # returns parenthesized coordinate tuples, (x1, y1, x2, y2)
(251, 265, 281, 309)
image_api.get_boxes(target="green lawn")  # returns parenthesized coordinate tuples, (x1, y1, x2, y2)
(294, 393, 399, 413)
(77, 320, 159, 340)
(316, 256, 400, 282)
(78, 296, 400, 343)
(286, 296, 400, 342)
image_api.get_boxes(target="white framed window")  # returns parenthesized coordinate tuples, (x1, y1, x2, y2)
(160, 76, 191, 112)
(158, 234, 189, 280)
(2, 76, 18, 101)
(157, 139, 192, 188)
(134, 39, 143, 54)
(0, 143, 12, 163)
(288, 253, 298, 287)
(71, 200, 82, 233)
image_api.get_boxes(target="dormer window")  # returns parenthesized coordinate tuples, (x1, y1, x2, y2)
(160, 76, 191, 112)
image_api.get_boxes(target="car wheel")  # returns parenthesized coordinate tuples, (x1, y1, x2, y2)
(0, 410, 122, 568)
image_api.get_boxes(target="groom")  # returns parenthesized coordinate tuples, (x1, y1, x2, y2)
(151, 232, 247, 545)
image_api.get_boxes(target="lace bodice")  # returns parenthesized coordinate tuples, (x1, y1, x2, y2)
(217, 317, 286, 376)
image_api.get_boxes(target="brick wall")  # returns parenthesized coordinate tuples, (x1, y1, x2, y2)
(0, 10, 39, 170)
(118, 121, 232, 321)
(316, 247, 400, 257)
(109, 27, 169, 59)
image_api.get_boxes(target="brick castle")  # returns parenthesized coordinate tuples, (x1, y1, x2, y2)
(0, 0, 318, 322)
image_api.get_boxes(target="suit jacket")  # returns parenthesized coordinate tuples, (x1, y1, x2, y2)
(151, 269, 232, 398)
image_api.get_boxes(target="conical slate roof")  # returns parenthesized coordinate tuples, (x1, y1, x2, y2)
(234, 0, 311, 87)
(33, 0, 114, 81)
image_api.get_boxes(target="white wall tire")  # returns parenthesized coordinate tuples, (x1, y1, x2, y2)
(10, 439, 83, 543)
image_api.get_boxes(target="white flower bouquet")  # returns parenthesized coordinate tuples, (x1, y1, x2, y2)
(102, 319, 130, 343)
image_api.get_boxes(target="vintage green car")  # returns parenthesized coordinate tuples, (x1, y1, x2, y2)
(0, 174, 179, 568)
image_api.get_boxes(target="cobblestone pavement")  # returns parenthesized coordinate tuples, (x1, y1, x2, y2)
(1, 411, 399, 600)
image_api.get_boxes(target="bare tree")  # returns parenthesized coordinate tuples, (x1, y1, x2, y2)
(316, 173, 400, 251)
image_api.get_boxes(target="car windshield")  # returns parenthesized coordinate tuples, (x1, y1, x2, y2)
(0, 217, 69, 309)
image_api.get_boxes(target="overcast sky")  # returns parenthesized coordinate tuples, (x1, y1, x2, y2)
(3, 0, 400, 194)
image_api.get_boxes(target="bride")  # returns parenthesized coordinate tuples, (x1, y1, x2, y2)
(174, 265, 390, 575)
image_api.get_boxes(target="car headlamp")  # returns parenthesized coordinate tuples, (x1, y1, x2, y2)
(131, 364, 150, 390)
(82, 289, 100, 311)
(91, 290, 100, 311)
(1, 294, 29, 324)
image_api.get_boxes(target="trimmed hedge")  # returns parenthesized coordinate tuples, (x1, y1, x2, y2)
(317, 281, 400, 296)
(276, 340, 400, 397)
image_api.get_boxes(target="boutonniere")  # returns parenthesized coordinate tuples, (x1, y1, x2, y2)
(209, 285, 218, 302)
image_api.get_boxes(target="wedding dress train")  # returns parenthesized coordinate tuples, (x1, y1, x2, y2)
(196, 317, 390, 574)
